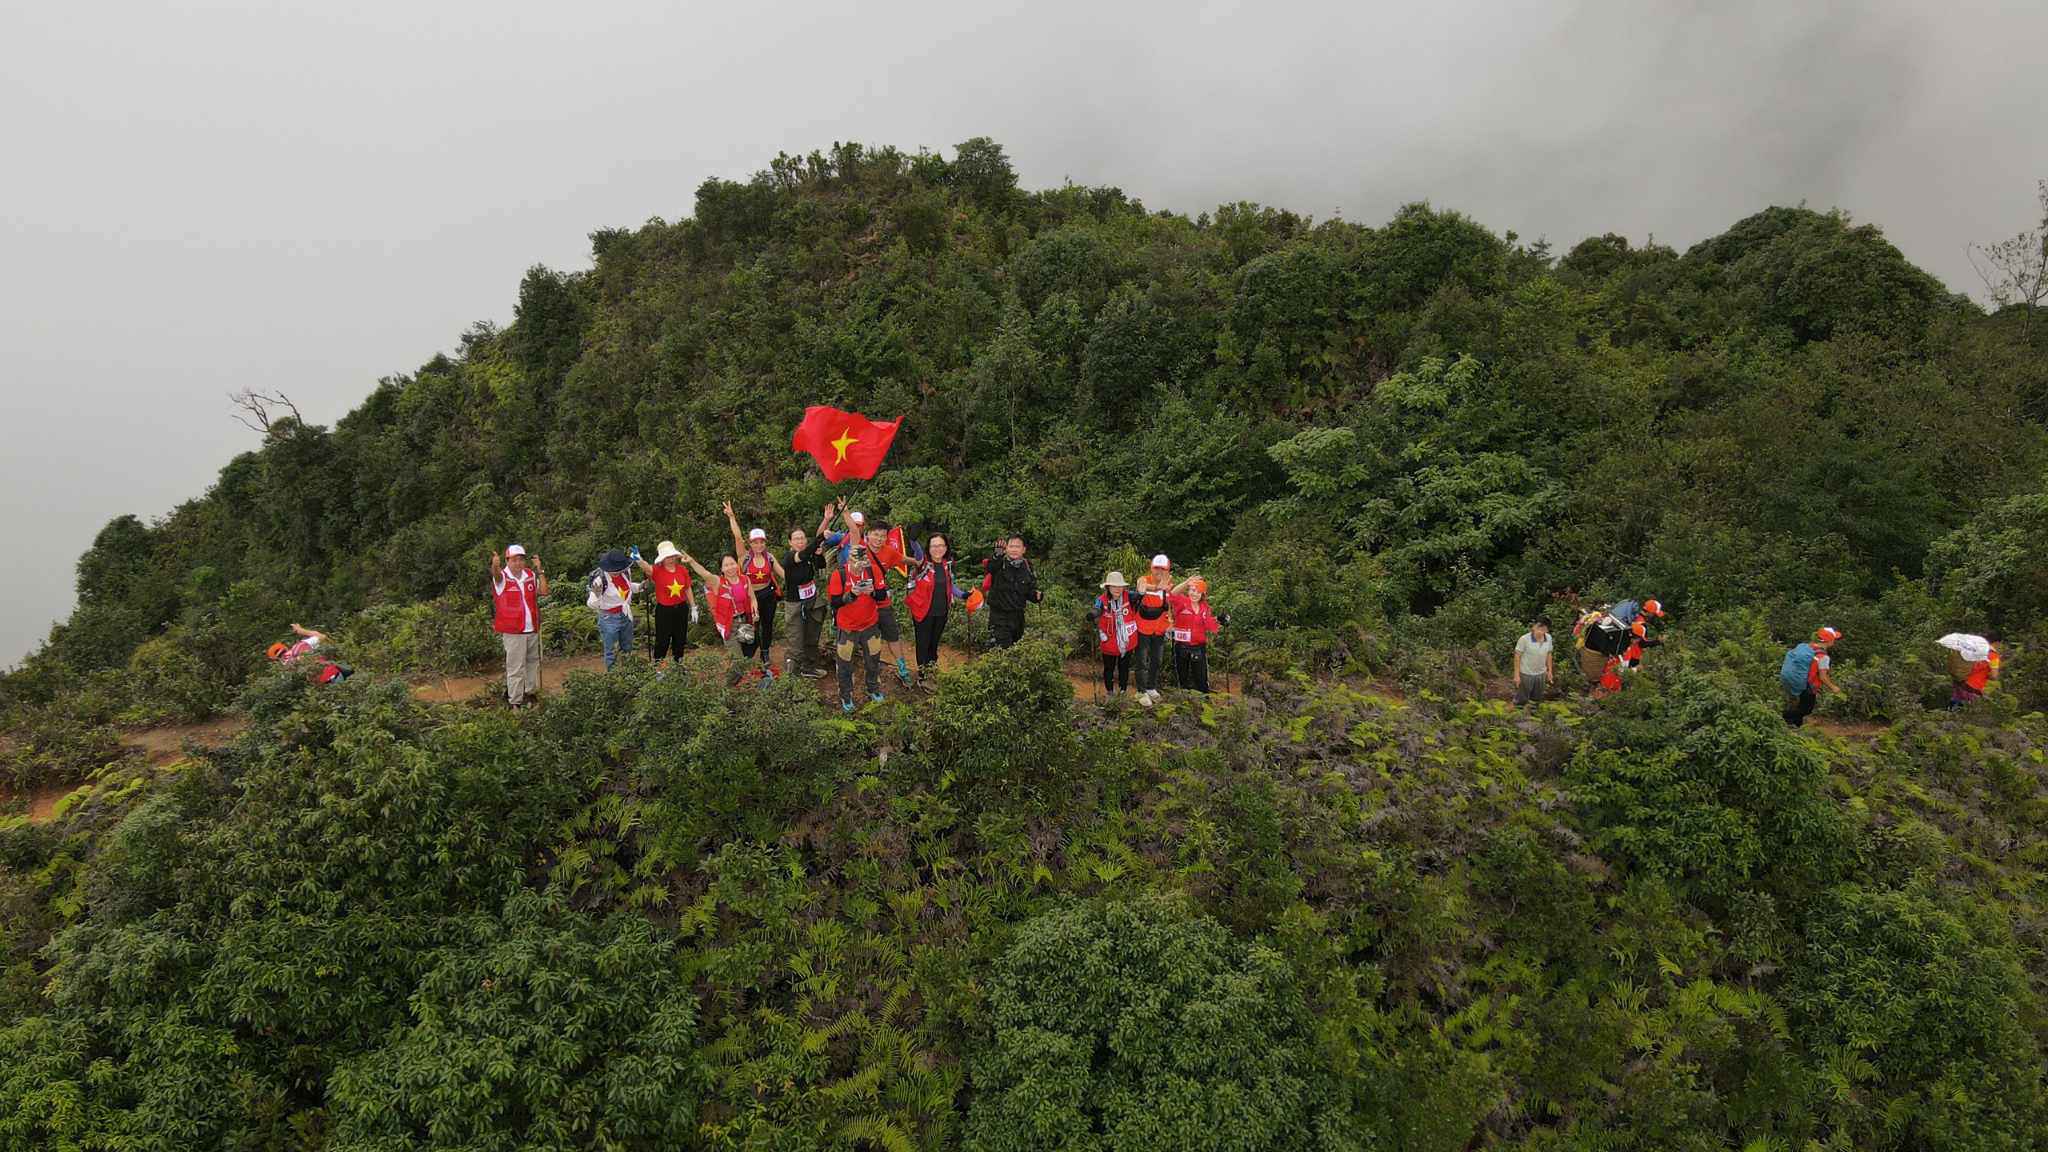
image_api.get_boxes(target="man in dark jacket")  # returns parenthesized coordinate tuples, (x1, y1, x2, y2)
(980, 535, 1042, 648)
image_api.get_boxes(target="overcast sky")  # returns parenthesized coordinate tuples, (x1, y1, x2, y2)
(3, 0, 2044, 666)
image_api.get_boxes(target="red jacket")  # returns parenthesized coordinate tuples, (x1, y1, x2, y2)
(1095, 591, 1139, 656)
(491, 569, 541, 634)
(907, 558, 961, 623)
(1168, 595, 1219, 647)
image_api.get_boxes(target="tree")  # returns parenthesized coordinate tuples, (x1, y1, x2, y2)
(1969, 179, 2048, 332)
(951, 136, 1019, 214)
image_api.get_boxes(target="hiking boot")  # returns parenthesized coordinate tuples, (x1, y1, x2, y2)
(895, 657, 912, 685)
(870, 692, 886, 705)
(805, 666, 828, 679)
(841, 699, 857, 714)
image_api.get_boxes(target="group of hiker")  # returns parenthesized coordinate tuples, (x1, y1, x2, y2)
(486, 499, 1056, 712)
(1507, 598, 1668, 705)
(1509, 598, 2005, 729)
(1770, 625, 1999, 727)
(272, 536, 2007, 726)
(1090, 560, 1224, 704)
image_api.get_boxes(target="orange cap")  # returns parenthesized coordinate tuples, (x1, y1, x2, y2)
(1642, 598, 1664, 618)
(1815, 626, 1842, 643)
(267, 642, 289, 660)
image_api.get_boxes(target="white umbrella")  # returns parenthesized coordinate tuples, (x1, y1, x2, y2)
(1937, 633, 1992, 662)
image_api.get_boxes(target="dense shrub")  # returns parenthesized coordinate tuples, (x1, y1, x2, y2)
(328, 892, 703, 1150)
(1568, 671, 1852, 904)
(910, 640, 1083, 810)
(1787, 884, 2048, 1148)
(966, 896, 1357, 1151)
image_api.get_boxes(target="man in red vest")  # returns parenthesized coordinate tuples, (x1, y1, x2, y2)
(489, 544, 550, 707)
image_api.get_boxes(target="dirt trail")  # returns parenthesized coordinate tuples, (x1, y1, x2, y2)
(410, 653, 611, 704)
(1806, 717, 1889, 742)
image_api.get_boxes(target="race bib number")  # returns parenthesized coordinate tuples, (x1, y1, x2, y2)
(798, 580, 818, 601)
(1171, 627, 1193, 643)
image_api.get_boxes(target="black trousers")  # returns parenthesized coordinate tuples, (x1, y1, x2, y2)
(1135, 633, 1166, 691)
(1174, 643, 1209, 692)
(749, 588, 777, 665)
(650, 602, 689, 661)
(989, 608, 1025, 648)
(914, 608, 947, 668)
(1101, 652, 1132, 693)
(1783, 689, 1816, 727)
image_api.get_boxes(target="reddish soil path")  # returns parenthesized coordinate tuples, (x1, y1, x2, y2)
(1806, 717, 1889, 742)
(410, 653, 610, 704)
(122, 715, 248, 767)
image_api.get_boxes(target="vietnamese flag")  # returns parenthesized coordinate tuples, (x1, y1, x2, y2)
(792, 406, 902, 483)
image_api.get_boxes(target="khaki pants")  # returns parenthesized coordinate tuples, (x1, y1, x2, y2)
(502, 631, 541, 705)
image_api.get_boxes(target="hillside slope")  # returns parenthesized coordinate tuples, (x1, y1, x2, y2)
(4, 140, 2048, 1149)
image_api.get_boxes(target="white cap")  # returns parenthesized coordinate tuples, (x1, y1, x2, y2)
(1150, 553, 1170, 569)
(748, 527, 767, 541)
(504, 544, 526, 557)
(850, 512, 865, 525)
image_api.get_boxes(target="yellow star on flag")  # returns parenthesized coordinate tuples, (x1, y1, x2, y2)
(666, 580, 684, 599)
(830, 427, 859, 464)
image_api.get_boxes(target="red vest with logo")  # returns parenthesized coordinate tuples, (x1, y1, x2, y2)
(711, 577, 753, 638)
(907, 559, 956, 622)
(492, 570, 540, 634)
(1096, 591, 1139, 656)
(1134, 583, 1172, 636)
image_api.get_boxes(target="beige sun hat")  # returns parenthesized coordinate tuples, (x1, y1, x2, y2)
(1103, 570, 1128, 588)
(654, 540, 682, 563)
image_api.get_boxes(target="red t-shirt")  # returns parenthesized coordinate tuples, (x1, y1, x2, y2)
(650, 561, 692, 607)
(742, 551, 779, 596)
(830, 567, 881, 632)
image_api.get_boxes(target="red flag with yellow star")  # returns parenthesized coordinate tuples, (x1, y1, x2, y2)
(791, 406, 902, 483)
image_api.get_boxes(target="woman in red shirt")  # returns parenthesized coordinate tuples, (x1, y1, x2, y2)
(1131, 555, 1175, 705)
(1167, 576, 1223, 693)
(634, 540, 694, 665)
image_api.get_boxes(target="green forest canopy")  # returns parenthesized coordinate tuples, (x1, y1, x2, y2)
(3, 139, 2048, 1150)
